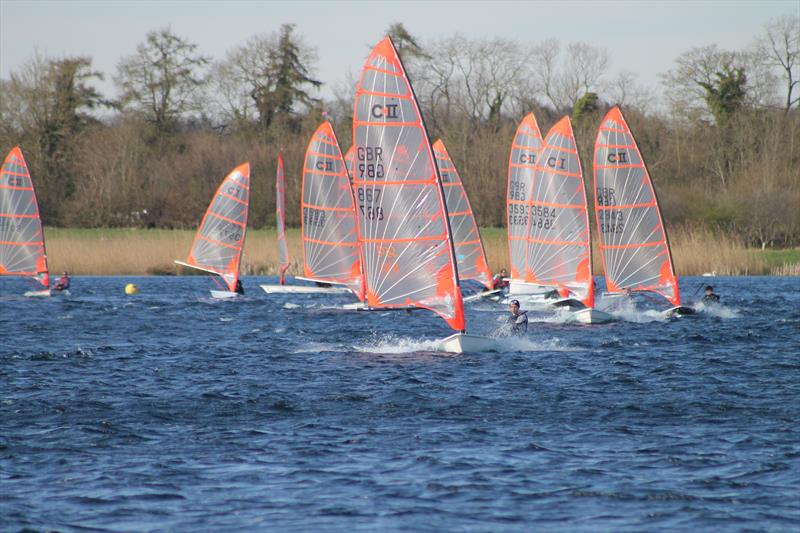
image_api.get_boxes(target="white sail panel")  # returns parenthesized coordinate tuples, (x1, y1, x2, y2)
(507, 113, 543, 281)
(0, 146, 49, 286)
(352, 37, 464, 331)
(593, 106, 680, 306)
(433, 139, 492, 290)
(186, 163, 250, 291)
(525, 117, 593, 306)
(302, 121, 364, 299)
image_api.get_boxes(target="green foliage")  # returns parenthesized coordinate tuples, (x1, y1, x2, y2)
(698, 63, 747, 124)
(572, 92, 599, 121)
(386, 22, 428, 59)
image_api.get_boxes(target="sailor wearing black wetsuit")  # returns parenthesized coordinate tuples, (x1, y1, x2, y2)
(702, 286, 720, 305)
(507, 299, 528, 336)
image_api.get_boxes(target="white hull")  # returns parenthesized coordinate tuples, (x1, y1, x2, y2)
(463, 289, 502, 303)
(664, 306, 697, 318)
(210, 290, 240, 299)
(24, 289, 52, 297)
(259, 284, 350, 295)
(435, 333, 501, 354)
(507, 280, 549, 296)
(551, 297, 584, 309)
(569, 308, 615, 324)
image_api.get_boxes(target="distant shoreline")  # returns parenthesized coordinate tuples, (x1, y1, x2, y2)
(41, 227, 800, 277)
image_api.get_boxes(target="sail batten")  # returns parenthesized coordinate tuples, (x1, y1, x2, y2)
(301, 121, 364, 299)
(183, 162, 250, 292)
(433, 139, 493, 290)
(0, 146, 49, 287)
(506, 113, 543, 281)
(593, 106, 679, 306)
(353, 36, 464, 331)
(523, 117, 593, 307)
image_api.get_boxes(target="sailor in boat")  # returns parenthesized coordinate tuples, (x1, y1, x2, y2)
(543, 286, 570, 300)
(315, 281, 332, 288)
(506, 299, 528, 336)
(235, 280, 245, 295)
(492, 268, 510, 291)
(53, 271, 70, 292)
(701, 286, 720, 305)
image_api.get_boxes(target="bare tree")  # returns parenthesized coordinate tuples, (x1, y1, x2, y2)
(756, 15, 800, 111)
(604, 70, 653, 111)
(115, 27, 209, 132)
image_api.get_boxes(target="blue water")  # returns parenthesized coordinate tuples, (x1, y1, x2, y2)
(1, 276, 799, 532)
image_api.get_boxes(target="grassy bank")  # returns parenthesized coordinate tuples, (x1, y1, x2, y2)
(43, 227, 799, 276)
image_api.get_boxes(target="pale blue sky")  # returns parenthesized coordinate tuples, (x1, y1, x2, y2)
(2, 0, 797, 101)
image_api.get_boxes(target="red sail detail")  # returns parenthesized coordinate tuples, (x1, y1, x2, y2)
(593, 106, 680, 306)
(353, 36, 464, 331)
(276, 152, 290, 285)
(507, 113, 543, 280)
(301, 121, 365, 300)
(185, 162, 250, 292)
(0, 146, 49, 287)
(524, 116, 594, 307)
(432, 139, 493, 290)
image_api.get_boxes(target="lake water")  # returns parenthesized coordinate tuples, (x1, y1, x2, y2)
(1, 275, 799, 531)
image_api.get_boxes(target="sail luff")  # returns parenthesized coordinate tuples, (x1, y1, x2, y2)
(301, 121, 365, 300)
(593, 106, 679, 306)
(276, 152, 290, 285)
(433, 138, 493, 290)
(185, 162, 250, 292)
(352, 36, 464, 331)
(0, 146, 49, 287)
(506, 113, 543, 282)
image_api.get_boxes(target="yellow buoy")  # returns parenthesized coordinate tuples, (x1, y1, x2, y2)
(125, 283, 140, 295)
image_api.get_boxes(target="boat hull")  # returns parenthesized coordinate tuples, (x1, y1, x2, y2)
(569, 308, 614, 324)
(664, 306, 697, 318)
(210, 290, 240, 299)
(463, 289, 502, 303)
(259, 284, 350, 295)
(435, 333, 501, 354)
(24, 289, 52, 297)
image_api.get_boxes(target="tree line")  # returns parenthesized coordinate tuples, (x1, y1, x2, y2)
(1, 19, 798, 248)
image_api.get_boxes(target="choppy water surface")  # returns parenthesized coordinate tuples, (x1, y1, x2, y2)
(1, 275, 799, 531)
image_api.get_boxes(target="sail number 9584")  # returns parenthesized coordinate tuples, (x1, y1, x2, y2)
(357, 187, 384, 221)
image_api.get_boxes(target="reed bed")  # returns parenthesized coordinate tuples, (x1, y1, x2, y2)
(43, 226, 797, 276)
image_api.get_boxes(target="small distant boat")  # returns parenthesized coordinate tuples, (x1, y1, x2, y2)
(432, 139, 494, 298)
(351, 36, 499, 354)
(0, 146, 52, 297)
(175, 162, 250, 298)
(505, 113, 549, 299)
(593, 107, 693, 317)
(260, 136, 359, 296)
(523, 116, 612, 324)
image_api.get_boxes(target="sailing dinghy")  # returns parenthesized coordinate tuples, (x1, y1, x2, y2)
(524, 117, 612, 324)
(352, 36, 499, 353)
(259, 141, 357, 296)
(505, 113, 550, 299)
(0, 146, 53, 297)
(593, 106, 692, 317)
(432, 139, 497, 302)
(175, 162, 250, 298)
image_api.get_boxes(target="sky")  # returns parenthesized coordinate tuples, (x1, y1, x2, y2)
(1, 0, 798, 102)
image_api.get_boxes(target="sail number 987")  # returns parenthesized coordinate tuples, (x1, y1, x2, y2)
(357, 187, 384, 221)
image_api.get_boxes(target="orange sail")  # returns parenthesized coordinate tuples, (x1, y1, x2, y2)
(507, 113, 543, 281)
(593, 106, 680, 306)
(301, 121, 365, 300)
(344, 145, 355, 183)
(183, 162, 250, 292)
(525, 117, 594, 307)
(352, 36, 465, 331)
(0, 146, 49, 287)
(433, 139, 493, 290)
(276, 152, 290, 285)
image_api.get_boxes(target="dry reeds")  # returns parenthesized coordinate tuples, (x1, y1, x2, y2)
(45, 225, 797, 277)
